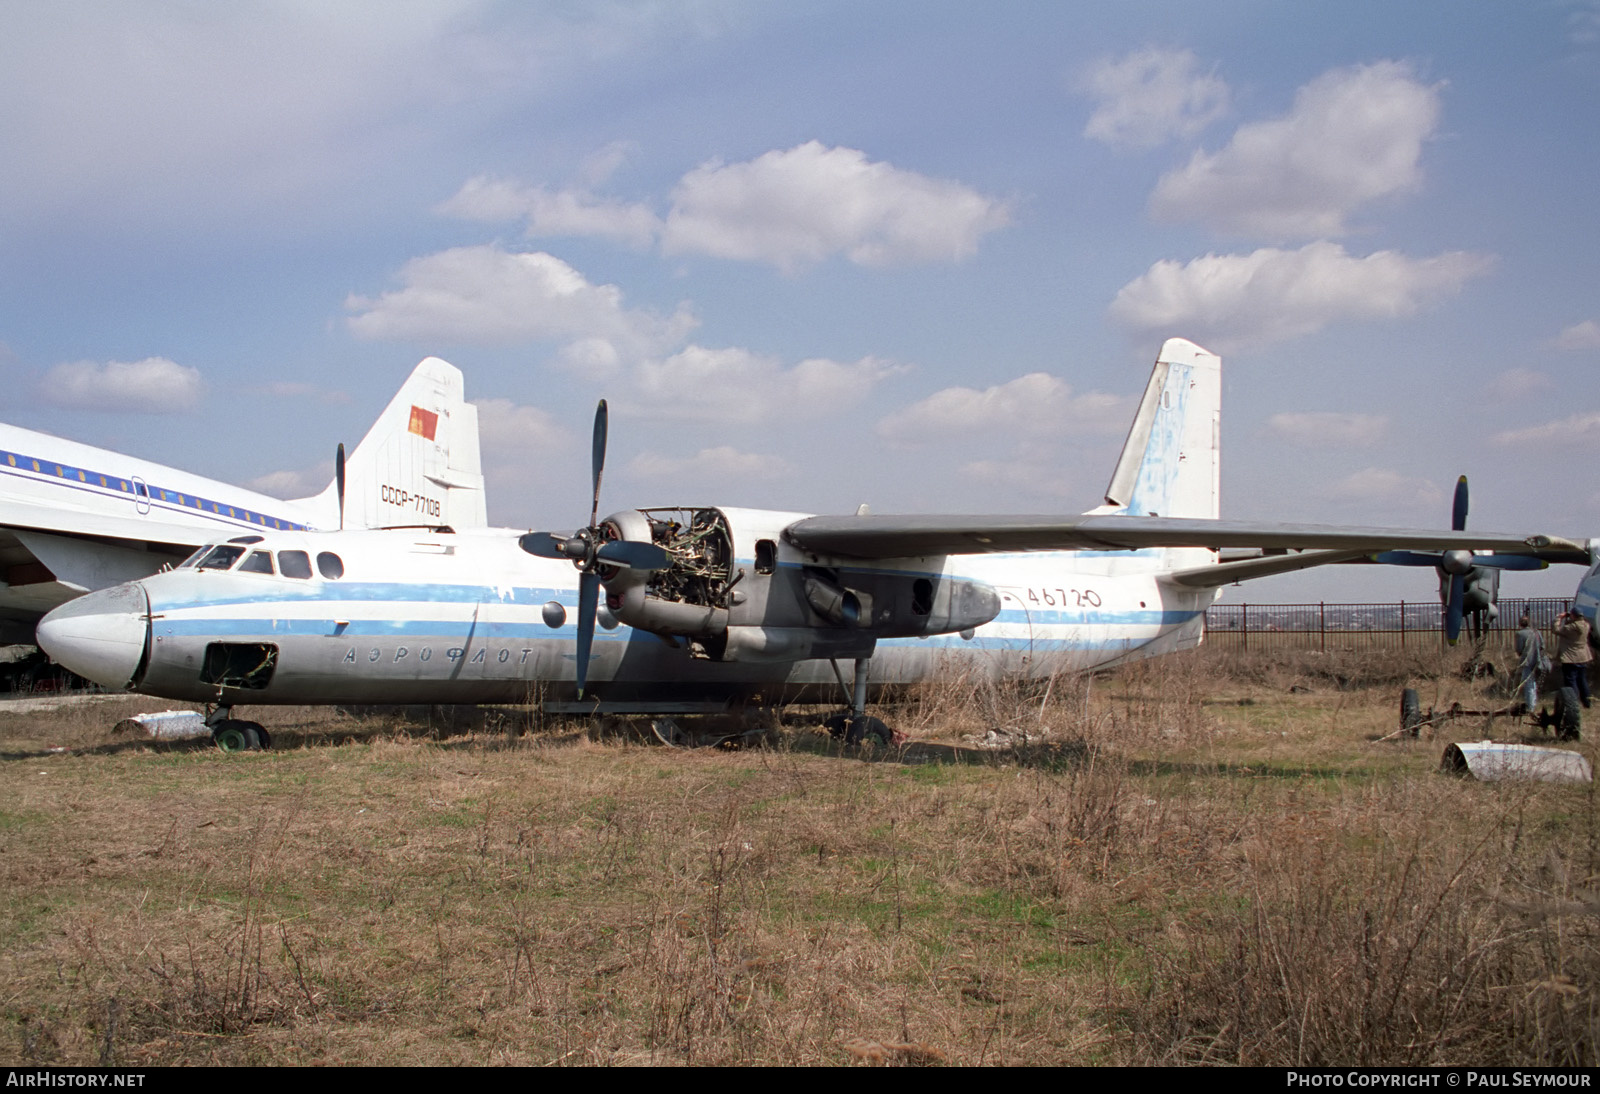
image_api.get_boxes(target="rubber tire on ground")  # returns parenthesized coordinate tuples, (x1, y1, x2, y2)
(846, 715, 893, 747)
(214, 722, 254, 752)
(1400, 688, 1423, 737)
(1555, 686, 1582, 742)
(252, 724, 272, 750)
(824, 713, 850, 740)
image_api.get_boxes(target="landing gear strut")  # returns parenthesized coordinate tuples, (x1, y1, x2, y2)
(205, 705, 271, 752)
(824, 657, 896, 746)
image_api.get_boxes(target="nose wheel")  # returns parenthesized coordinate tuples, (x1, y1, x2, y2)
(206, 706, 271, 752)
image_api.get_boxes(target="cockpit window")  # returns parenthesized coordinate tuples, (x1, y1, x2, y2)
(197, 545, 247, 571)
(316, 551, 345, 580)
(177, 546, 208, 569)
(279, 551, 312, 579)
(238, 550, 275, 575)
(228, 535, 265, 545)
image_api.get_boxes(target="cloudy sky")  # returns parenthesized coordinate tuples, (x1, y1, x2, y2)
(3, 1, 1598, 601)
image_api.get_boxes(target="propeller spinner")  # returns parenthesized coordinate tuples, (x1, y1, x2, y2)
(517, 400, 669, 697)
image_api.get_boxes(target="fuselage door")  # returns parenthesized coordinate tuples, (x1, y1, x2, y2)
(131, 475, 151, 515)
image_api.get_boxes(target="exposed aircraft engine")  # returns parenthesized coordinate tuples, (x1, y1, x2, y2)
(602, 505, 1001, 663)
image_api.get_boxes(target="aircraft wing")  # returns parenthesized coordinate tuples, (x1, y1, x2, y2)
(784, 514, 1591, 564)
(4, 497, 215, 550)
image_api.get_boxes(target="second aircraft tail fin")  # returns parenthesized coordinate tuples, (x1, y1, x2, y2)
(293, 357, 487, 530)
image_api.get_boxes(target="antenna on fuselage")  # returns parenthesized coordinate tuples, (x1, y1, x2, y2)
(336, 443, 346, 531)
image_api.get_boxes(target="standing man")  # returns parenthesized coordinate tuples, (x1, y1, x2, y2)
(1515, 613, 1545, 714)
(1554, 606, 1593, 709)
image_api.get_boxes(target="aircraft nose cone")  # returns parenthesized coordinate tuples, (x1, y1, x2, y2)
(36, 583, 150, 690)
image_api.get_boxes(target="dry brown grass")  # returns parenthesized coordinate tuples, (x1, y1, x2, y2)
(0, 645, 1594, 1066)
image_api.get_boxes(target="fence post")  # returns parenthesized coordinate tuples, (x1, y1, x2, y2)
(1242, 602, 1248, 652)
(1400, 600, 1405, 649)
(1319, 601, 1325, 652)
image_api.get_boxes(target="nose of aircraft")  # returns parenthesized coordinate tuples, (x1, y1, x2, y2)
(36, 582, 151, 690)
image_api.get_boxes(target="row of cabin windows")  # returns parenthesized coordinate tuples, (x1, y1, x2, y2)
(185, 544, 344, 580)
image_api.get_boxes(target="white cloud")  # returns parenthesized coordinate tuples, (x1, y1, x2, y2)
(1553, 319, 1600, 351)
(626, 446, 790, 483)
(248, 462, 334, 500)
(1150, 61, 1442, 240)
(628, 346, 905, 423)
(1492, 412, 1600, 448)
(0, 5, 728, 228)
(438, 176, 662, 249)
(1081, 47, 1229, 148)
(660, 141, 1011, 270)
(878, 372, 1127, 447)
(957, 458, 1079, 500)
(36, 357, 203, 414)
(1569, 5, 1600, 47)
(1322, 467, 1445, 509)
(1265, 412, 1387, 448)
(471, 398, 571, 454)
(345, 245, 696, 352)
(1108, 241, 1494, 351)
(1488, 368, 1553, 401)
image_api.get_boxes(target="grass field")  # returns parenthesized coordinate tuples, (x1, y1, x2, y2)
(1, 646, 1595, 1066)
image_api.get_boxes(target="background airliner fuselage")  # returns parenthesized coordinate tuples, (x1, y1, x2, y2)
(1, 357, 485, 644)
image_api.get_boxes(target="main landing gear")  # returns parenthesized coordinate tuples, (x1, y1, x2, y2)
(823, 656, 899, 747)
(205, 705, 271, 752)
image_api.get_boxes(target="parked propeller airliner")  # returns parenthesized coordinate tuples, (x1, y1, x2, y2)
(37, 338, 1592, 748)
(1, 358, 486, 644)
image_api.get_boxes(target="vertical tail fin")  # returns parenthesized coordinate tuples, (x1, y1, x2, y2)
(1099, 337, 1220, 520)
(293, 357, 487, 530)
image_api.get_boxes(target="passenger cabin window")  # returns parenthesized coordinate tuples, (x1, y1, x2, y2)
(278, 551, 312, 579)
(197, 545, 246, 570)
(317, 551, 345, 579)
(238, 550, 275, 575)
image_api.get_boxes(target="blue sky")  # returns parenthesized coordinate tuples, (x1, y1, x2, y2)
(2, 1, 1598, 601)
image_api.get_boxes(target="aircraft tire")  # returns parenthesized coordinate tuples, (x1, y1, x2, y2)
(824, 713, 850, 740)
(1400, 688, 1423, 737)
(847, 715, 893, 747)
(214, 722, 253, 753)
(1556, 687, 1582, 742)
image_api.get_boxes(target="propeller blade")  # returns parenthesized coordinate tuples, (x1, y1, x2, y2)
(336, 442, 346, 531)
(518, 532, 571, 560)
(589, 399, 608, 532)
(1470, 554, 1548, 572)
(1445, 572, 1466, 644)
(595, 540, 670, 571)
(1452, 475, 1469, 532)
(574, 571, 600, 699)
(1371, 550, 1444, 567)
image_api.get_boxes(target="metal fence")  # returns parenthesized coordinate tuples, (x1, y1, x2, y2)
(1203, 597, 1571, 652)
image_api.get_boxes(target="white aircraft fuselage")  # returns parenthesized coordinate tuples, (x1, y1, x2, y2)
(39, 338, 1586, 724)
(38, 516, 1210, 708)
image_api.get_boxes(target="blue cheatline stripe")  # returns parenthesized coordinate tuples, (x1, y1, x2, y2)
(157, 617, 609, 641)
(154, 610, 1201, 645)
(0, 447, 308, 531)
(149, 584, 1202, 629)
(150, 582, 579, 611)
